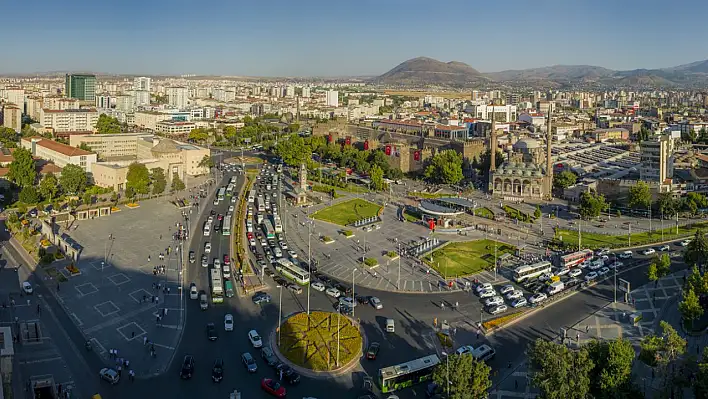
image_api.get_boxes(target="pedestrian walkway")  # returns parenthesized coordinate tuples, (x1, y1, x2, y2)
(489, 271, 686, 399)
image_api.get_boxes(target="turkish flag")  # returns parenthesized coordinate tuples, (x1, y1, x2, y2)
(385, 145, 391, 155)
(345, 136, 351, 145)
(364, 140, 369, 150)
(414, 150, 420, 161)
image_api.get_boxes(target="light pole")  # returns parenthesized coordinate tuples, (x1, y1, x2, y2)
(441, 351, 450, 397)
(397, 241, 402, 291)
(494, 241, 498, 282)
(307, 221, 312, 316)
(336, 303, 341, 367)
(277, 285, 283, 346)
(352, 268, 357, 319)
(613, 253, 617, 303)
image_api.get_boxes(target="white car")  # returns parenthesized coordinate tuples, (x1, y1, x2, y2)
(214, 259, 221, 269)
(279, 241, 288, 250)
(568, 268, 582, 278)
(201, 255, 208, 268)
(679, 239, 692, 247)
(224, 314, 234, 331)
(598, 267, 610, 276)
(505, 290, 523, 300)
(584, 271, 598, 281)
(475, 283, 493, 294)
(311, 282, 326, 292)
(326, 287, 341, 298)
(248, 330, 263, 348)
(204, 242, 212, 253)
(588, 262, 603, 271)
(489, 304, 508, 315)
(288, 250, 298, 259)
(479, 289, 496, 299)
(511, 297, 528, 308)
(22, 281, 33, 295)
(580, 260, 591, 269)
(339, 296, 357, 308)
(610, 261, 623, 269)
(658, 245, 670, 251)
(619, 250, 633, 259)
(528, 293, 547, 304)
(499, 285, 515, 295)
(641, 248, 656, 255)
(484, 296, 504, 307)
(229, 205, 235, 212)
(456, 345, 475, 356)
(370, 297, 383, 309)
(189, 283, 198, 300)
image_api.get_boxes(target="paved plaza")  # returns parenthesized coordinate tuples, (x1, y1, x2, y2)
(49, 199, 190, 376)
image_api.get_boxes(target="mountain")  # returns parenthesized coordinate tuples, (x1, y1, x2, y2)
(374, 57, 708, 88)
(370, 57, 487, 87)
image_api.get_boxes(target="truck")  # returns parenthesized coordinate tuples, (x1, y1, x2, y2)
(546, 280, 565, 295)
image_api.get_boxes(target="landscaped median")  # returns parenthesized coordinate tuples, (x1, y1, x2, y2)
(482, 311, 526, 332)
(311, 198, 382, 226)
(277, 311, 363, 371)
(362, 257, 379, 268)
(424, 239, 515, 278)
(554, 221, 708, 250)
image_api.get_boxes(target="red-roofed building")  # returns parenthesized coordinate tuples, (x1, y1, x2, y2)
(21, 137, 97, 173)
(434, 125, 469, 140)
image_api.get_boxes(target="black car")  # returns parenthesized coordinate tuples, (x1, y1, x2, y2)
(214, 224, 221, 232)
(212, 358, 224, 382)
(180, 355, 195, 379)
(210, 210, 216, 216)
(264, 268, 275, 277)
(261, 346, 278, 367)
(275, 364, 301, 385)
(252, 292, 272, 305)
(356, 295, 370, 305)
(206, 323, 218, 341)
(339, 304, 353, 316)
(274, 276, 288, 286)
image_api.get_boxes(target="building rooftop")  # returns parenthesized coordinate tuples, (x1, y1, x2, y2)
(22, 137, 94, 157)
(41, 108, 97, 113)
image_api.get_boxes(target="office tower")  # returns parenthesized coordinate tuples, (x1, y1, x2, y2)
(326, 90, 339, 107)
(65, 74, 97, 101)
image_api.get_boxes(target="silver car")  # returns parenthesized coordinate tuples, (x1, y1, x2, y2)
(479, 289, 496, 299)
(484, 296, 504, 307)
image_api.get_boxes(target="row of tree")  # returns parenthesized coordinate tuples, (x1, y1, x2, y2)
(124, 163, 185, 199)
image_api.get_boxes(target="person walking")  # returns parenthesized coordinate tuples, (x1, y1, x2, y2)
(143, 336, 147, 346)
(129, 369, 135, 381)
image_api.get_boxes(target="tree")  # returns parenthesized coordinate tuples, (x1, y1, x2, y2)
(150, 167, 167, 195)
(647, 253, 671, 287)
(679, 287, 704, 329)
(21, 124, 40, 138)
(0, 127, 19, 148)
(477, 149, 504, 177)
(7, 147, 36, 188)
(188, 128, 209, 144)
(287, 123, 300, 133)
(528, 339, 593, 399)
(553, 171, 577, 190)
(77, 142, 92, 152)
(275, 135, 310, 167)
(628, 181, 651, 210)
(198, 154, 215, 170)
(534, 206, 542, 219)
(82, 192, 93, 206)
(647, 262, 659, 288)
(586, 338, 636, 398)
(171, 174, 185, 191)
(369, 164, 384, 191)
(687, 128, 699, 143)
(656, 192, 678, 218)
(578, 190, 608, 219)
(125, 163, 150, 198)
(387, 167, 404, 181)
(59, 164, 87, 194)
(685, 229, 708, 268)
(95, 114, 122, 134)
(39, 172, 59, 202)
(424, 150, 463, 185)
(19, 186, 40, 204)
(695, 348, 708, 399)
(637, 126, 651, 142)
(431, 353, 490, 399)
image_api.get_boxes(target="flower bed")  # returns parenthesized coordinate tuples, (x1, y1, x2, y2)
(65, 264, 81, 276)
(362, 258, 379, 268)
(54, 252, 65, 260)
(125, 203, 140, 208)
(342, 230, 354, 238)
(45, 267, 68, 282)
(321, 236, 335, 244)
(436, 331, 453, 348)
(482, 311, 526, 331)
(40, 239, 52, 248)
(386, 251, 398, 258)
(111, 207, 121, 212)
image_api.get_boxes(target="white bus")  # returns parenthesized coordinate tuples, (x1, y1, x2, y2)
(247, 190, 255, 203)
(275, 258, 310, 285)
(210, 268, 224, 304)
(378, 354, 441, 393)
(203, 222, 211, 237)
(217, 187, 226, 201)
(222, 215, 232, 236)
(257, 195, 265, 212)
(513, 261, 553, 283)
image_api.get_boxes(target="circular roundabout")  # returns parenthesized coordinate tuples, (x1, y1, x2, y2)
(275, 311, 364, 372)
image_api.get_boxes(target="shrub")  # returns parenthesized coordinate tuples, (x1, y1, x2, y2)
(41, 253, 54, 264)
(19, 187, 40, 204)
(363, 258, 378, 267)
(482, 311, 525, 331)
(386, 251, 397, 257)
(436, 332, 452, 348)
(342, 230, 354, 237)
(38, 247, 47, 258)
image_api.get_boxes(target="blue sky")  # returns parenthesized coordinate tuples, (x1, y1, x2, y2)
(4, 0, 707, 76)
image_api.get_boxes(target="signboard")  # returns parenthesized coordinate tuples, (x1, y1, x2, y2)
(618, 278, 630, 293)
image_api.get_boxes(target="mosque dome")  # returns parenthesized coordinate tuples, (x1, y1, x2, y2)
(514, 138, 540, 151)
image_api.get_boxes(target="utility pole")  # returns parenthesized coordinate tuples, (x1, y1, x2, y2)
(648, 204, 652, 232)
(613, 254, 617, 303)
(628, 224, 632, 247)
(307, 222, 312, 316)
(578, 219, 582, 249)
(397, 241, 402, 291)
(494, 241, 498, 282)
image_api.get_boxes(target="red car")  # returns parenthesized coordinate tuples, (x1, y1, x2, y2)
(217, 214, 224, 221)
(261, 378, 286, 397)
(247, 232, 254, 240)
(223, 255, 230, 266)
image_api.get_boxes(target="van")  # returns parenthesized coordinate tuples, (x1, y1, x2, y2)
(385, 318, 395, 333)
(471, 345, 495, 362)
(546, 280, 565, 295)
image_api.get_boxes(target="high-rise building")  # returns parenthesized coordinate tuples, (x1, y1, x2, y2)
(134, 77, 151, 92)
(65, 74, 97, 102)
(95, 94, 112, 109)
(302, 86, 311, 98)
(134, 90, 150, 106)
(2, 104, 22, 133)
(5, 87, 25, 113)
(166, 87, 189, 109)
(115, 95, 135, 112)
(640, 133, 676, 183)
(326, 90, 339, 107)
(285, 86, 295, 98)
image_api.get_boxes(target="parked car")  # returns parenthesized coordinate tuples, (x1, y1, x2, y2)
(311, 282, 326, 292)
(475, 283, 493, 294)
(528, 293, 548, 304)
(505, 290, 523, 300)
(261, 378, 286, 397)
(511, 297, 528, 308)
(584, 271, 599, 281)
(484, 296, 504, 307)
(479, 289, 496, 299)
(499, 284, 515, 295)
(261, 346, 278, 367)
(326, 287, 341, 298)
(488, 304, 508, 315)
(641, 248, 656, 255)
(598, 267, 610, 276)
(275, 363, 301, 385)
(658, 245, 670, 251)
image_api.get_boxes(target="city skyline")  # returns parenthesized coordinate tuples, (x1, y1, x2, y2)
(3, 0, 708, 77)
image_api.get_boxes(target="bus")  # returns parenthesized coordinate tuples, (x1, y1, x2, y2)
(513, 261, 553, 283)
(210, 268, 224, 304)
(275, 258, 310, 285)
(273, 216, 283, 233)
(226, 184, 234, 197)
(262, 220, 275, 239)
(378, 354, 441, 393)
(257, 195, 266, 212)
(203, 222, 211, 237)
(230, 176, 238, 185)
(559, 249, 594, 269)
(224, 280, 234, 298)
(247, 190, 255, 203)
(222, 215, 232, 236)
(217, 187, 226, 202)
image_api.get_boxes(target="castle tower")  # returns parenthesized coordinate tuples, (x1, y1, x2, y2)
(544, 111, 554, 199)
(299, 163, 307, 190)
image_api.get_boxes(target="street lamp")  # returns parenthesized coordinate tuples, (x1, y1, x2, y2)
(336, 303, 341, 367)
(277, 285, 283, 346)
(397, 241, 402, 291)
(613, 253, 617, 303)
(307, 221, 313, 316)
(441, 351, 450, 397)
(352, 268, 358, 319)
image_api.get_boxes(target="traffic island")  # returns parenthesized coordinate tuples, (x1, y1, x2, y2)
(273, 311, 364, 376)
(311, 198, 382, 226)
(424, 239, 515, 278)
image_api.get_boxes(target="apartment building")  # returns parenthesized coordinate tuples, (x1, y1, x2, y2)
(133, 111, 172, 130)
(166, 86, 189, 109)
(2, 104, 22, 132)
(640, 133, 676, 183)
(21, 137, 97, 173)
(65, 74, 96, 102)
(4, 87, 25, 112)
(464, 103, 518, 123)
(155, 121, 196, 135)
(326, 90, 339, 107)
(69, 133, 153, 159)
(40, 108, 99, 133)
(44, 96, 81, 110)
(25, 96, 43, 121)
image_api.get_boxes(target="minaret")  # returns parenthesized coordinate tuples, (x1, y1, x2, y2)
(545, 111, 554, 198)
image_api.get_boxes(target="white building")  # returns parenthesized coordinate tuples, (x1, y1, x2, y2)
(133, 111, 173, 131)
(5, 87, 25, 112)
(134, 77, 151, 92)
(301, 86, 311, 98)
(44, 96, 81, 111)
(640, 133, 676, 183)
(155, 121, 196, 135)
(285, 86, 295, 98)
(95, 94, 112, 109)
(21, 137, 97, 173)
(115, 95, 135, 112)
(464, 103, 518, 123)
(326, 90, 339, 107)
(166, 87, 189, 109)
(2, 104, 22, 133)
(133, 90, 150, 106)
(40, 108, 99, 133)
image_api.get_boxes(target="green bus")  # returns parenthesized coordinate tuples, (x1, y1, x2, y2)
(378, 354, 440, 393)
(224, 280, 234, 298)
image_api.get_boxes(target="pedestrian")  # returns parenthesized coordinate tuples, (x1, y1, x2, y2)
(27, 299, 30, 306)
(576, 333, 580, 342)
(167, 287, 171, 295)
(143, 336, 147, 346)
(156, 297, 160, 305)
(586, 325, 589, 333)
(148, 255, 151, 262)
(117, 366, 122, 376)
(515, 380, 518, 389)
(165, 308, 168, 316)
(115, 349, 119, 358)
(125, 359, 129, 368)
(151, 296, 155, 303)
(109, 349, 114, 358)
(279, 369, 283, 380)
(159, 235, 162, 240)
(131, 331, 135, 339)
(129, 369, 135, 381)
(156, 315, 160, 323)
(57, 284, 60, 292)
(476, 331, 480, 340)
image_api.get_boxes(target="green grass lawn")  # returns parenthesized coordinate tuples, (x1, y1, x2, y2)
(312, 198, 382, 226)
(555, 222, 708, 249)
(474, 207, 495, 220)
(424, 239, 515, 278)
(403, 211, 420, 223)
(503, 205, 534, 223)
